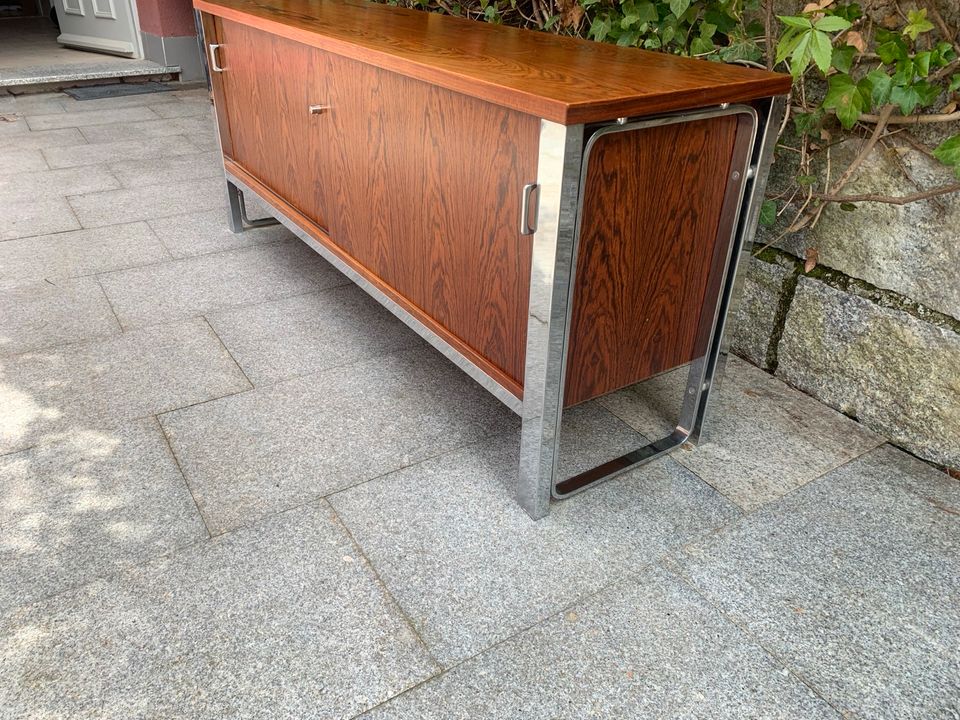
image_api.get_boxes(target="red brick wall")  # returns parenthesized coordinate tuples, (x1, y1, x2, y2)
(137, 0, 196, 37)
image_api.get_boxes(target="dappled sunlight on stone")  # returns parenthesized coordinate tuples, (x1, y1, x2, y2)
(0, 382, 62, 449)
(0, 420, 207, 611)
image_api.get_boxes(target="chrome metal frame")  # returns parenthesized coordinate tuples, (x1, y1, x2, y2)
(517, 97, 786, 517)
(197, 10, 786, 519)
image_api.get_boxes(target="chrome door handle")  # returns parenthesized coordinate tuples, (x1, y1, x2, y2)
(520, 182, 540, 235)
(209, 43, 225, 72)
(308, 104, 330, 115)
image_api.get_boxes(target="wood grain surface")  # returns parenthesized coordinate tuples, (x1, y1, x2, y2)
(213, 19, 540, 389)
(214, 18, 328, 228)
(563, 114, 749, 406)
(195, 0, 791, 124)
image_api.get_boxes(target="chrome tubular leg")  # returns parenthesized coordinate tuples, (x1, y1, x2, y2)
(712, 95, 787, 392)
(237, 190, 281, 229)
(226, 180, 244, 233)
(549, 98, 787, 501)
(516, 120, 585, 520)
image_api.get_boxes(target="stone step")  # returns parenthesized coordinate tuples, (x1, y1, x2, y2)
(0, 60, 181, 91)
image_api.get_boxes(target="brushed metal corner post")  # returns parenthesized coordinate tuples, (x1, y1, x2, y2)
(517, 120, 585, 520)
(225, 180, 245, 233)
(703, 94, 787, 440)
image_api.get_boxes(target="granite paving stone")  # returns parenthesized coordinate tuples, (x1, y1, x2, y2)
(0, 93, 68, 115)
(665, 444, 960, 719)
(329, 426, 740, 665)
(146, 205, 291, 257)
(0, 127, 85, 151)
(206, 284, 418, 385)
(0, 222, 170, 285)
(25, 105, 158, 131)
(161, 346, 517, 534)
(109, 150, 223, 188)
(150, 99, 213, 118)
(0, 418, 207, 611)
(185, 131, 220, 152)
(0, 276, 120, 356)
(98, 240, 349, 329)
(77, 118, 191, 143)
(171, 114, 216, 137)
(43, 135, 198, 169)
(0, 196, 79, 241)
(57, 91, 181, 112)
(0, 165, 120, 202)
(0, 502, 438, 719)
(0, 147, 47, 175)
(0, 116, 29, 137)
(601, 356, 884, 511)
(0, 317, 250, 455)
(556, 400, 648, 480)
(363, 567, 838, 720)
(67, 177, 223, 227)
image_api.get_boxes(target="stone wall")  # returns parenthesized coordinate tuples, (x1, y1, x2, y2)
(731, 145, 960, 470)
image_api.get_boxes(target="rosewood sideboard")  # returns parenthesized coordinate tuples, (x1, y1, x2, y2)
(193, 0, 792, 518)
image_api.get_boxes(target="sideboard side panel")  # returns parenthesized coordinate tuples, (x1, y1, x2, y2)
(563, 115, 742, 407)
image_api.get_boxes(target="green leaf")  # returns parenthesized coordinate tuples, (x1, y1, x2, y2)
(810, 30, 833, 74)
(797, 174, 818, 186)
(789, 32, 812, 77)
(933, 135, 960, 178)
(588, 14, 612, 41)
(832, 3, 862, 22)
(949, 74, 960, 93)
(793, 110, 823, 136)
(635, 1, 658, 23)
(891, 59, 915, 87)
(700, 22, 717, 39)
(813, 15, 852, 32)
(890, 84, 921, 115)
(776, 30, 804, 65)
(903, 9, 934, 41)
(865, 69, 893, 106)
(831, 45, 856, 73)
(914, 51, 931, 77)
(690, 36, 716, 55)
(823, 74, 865, 128)
(668, 0, 690, 18)
(759, 199, 777, 226)
(778, 15, 812, 30)
(913, 81, 940, 108)
(840, 202, 858, 211)
(876, 39, 907, 65)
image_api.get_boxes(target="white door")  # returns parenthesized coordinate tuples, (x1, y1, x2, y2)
(53, 0, 141, 57)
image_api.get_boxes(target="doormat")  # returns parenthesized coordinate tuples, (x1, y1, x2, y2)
(64, 82, 176, 101)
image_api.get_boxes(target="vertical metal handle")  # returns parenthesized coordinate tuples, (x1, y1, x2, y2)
(520, 183, 540, 235)
(209, 43, 225, 72)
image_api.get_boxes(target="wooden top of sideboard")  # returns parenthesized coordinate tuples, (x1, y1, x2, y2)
(195, 0, 792, 124)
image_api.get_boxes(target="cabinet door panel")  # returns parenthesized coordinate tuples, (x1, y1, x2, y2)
(317, 52, 540, 386)
(215, 18, 326, 230)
